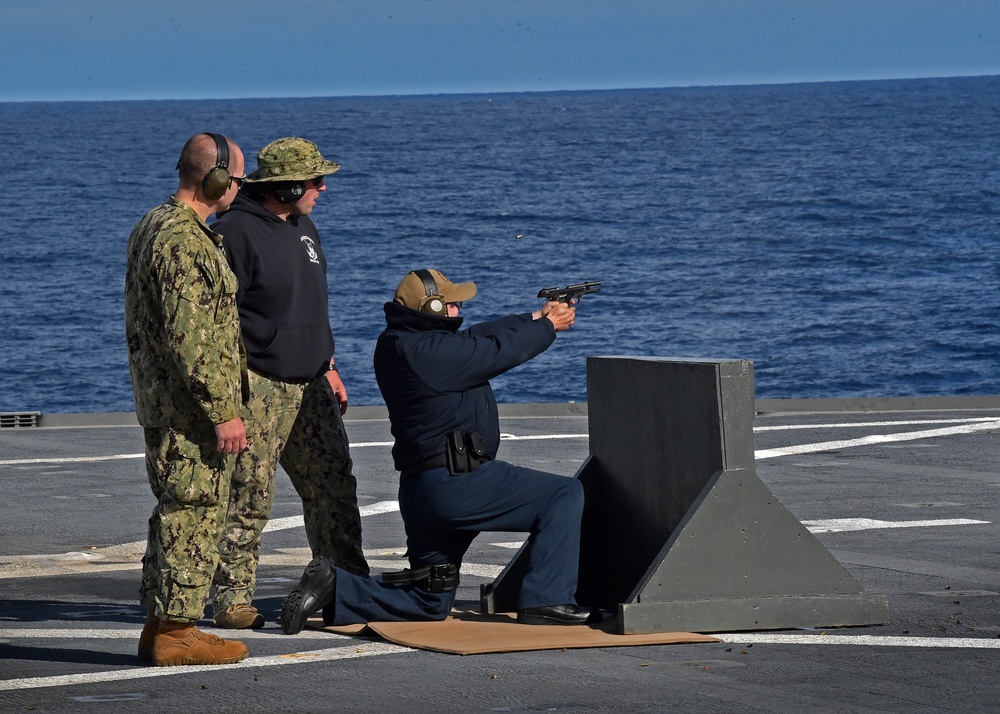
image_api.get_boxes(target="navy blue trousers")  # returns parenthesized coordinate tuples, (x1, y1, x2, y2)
(323, 460, 584, 625)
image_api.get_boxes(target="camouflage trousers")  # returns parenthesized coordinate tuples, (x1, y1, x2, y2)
(139, 422, 235, 623)
(212, 370, 369, 612)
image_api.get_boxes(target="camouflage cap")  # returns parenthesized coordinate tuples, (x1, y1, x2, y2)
(247, 137, 341, 182)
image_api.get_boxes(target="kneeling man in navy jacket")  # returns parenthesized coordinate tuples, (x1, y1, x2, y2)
(279, 268, 590, 632)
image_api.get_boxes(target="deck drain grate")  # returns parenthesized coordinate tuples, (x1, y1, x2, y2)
(0, 412, 41, 428)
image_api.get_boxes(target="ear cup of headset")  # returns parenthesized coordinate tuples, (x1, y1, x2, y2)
(422, 297, 445, 315)
(203, 166, 232, 201)
(202, 133, 231, 201)
(273, 182, 306, 203)
(413, 269, 447, 315)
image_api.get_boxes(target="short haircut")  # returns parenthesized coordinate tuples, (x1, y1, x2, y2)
(176, 133, 229, 188)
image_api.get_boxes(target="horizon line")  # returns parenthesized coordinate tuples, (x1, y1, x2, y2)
(3, 72, 998, 106)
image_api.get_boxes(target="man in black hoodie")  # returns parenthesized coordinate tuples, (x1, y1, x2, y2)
(210, 138, 369, 629)
(278, 269, 591, 632)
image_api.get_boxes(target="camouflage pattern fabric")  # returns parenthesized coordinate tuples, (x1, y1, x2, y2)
(212, 370, 304, 610)
(124, 196, 247, 428)
(139, 425, 234, 622)
(246, 137, 340, 183)
(281, 376, 369, 577)
(125, 197, 248, 622)
(213, 372, 369, 612)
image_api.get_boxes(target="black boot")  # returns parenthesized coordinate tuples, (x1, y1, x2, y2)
(279, 557, 338, 635)
(517, 604, 591, 626)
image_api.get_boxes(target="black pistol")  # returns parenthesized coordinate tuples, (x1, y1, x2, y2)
(537, 280, 602, 305)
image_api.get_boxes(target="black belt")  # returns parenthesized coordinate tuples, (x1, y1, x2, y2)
(399, 453, 448, 479)
(381, 563, 459, 593)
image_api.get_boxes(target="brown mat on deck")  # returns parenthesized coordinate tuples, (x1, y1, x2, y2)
(310, 610, 719, 655)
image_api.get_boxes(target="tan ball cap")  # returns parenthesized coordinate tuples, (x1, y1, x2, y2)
(393, 269, 477, 312)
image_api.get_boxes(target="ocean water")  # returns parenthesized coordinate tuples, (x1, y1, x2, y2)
(1, 76, 998, 414)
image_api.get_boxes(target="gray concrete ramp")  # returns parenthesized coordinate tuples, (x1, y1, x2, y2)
(485, 357, 889, 635)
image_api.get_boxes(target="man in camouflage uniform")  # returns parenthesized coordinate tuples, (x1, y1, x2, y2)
(209, 137, 369, 629)
(125, 132, 251, 666)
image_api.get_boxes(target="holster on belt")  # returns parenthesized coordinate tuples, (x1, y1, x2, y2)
(381, 563, 459, 593)
(445, 429, 489, 475)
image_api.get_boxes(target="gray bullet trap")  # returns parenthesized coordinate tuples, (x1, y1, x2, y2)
(481, 356, 889, 634)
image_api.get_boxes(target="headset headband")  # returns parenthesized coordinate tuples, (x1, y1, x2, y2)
(208, 133, 229, 171)
(414, 269, 440, 300)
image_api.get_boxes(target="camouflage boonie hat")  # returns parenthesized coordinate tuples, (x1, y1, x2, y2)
(247, 137, 341, 182)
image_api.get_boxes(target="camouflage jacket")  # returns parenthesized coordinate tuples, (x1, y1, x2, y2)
(124, 196, 248, 428)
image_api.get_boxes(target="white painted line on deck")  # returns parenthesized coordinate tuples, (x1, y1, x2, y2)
(0, 641, 413, 692)
(3, 628, 999, 693)
(1, 417, 996, 468)
(492, 541, 528, 549)
(264, 500, 400, 533)
(716, 633, 1000, 649)
(801, 518, 989, 533)
(0, 502, 400, 580)
(755, 417, 1000, 432)
(0, 453, 146, 466)
(0, 433, 586, 467)
(754, 419, 1000, 460)
(460, 563, 503, 579)
(490, 517, 991, 548)
(0, 627, 328, 640)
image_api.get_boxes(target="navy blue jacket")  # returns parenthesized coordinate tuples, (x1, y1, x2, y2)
(374, 301, 557, 472)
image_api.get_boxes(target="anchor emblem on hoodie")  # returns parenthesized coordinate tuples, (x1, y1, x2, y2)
(300, 236, 321, 265)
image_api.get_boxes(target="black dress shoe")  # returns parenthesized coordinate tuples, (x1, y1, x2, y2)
(517, 604, 592, 626)
(279, 557, 337, 635)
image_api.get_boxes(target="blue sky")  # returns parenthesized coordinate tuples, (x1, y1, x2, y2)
(3, 1, 1000, 102)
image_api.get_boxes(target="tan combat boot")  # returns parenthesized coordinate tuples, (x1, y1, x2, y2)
(137, 610, 158, 662)
(152, 620, 248, 666)
(213, 603, 265, 629)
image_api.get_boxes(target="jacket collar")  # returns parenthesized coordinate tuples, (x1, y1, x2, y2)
(383, 301, 464, 333)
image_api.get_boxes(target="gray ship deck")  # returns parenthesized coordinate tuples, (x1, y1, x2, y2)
(2, 398, 1000, 713)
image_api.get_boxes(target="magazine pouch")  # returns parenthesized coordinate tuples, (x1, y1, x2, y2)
(445, 429, 488, 475)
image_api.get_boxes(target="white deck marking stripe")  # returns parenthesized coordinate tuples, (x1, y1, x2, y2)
(754, 420, 1000, 460)
(0, 434, 580, 466)
(0, 628, 329, 639)
(801, 518, 989, 533)
(264, 500, 400, 532)
(716, 633, 1000, 648)
(492, 517, 991, 543)
(491, 541, 528, 549)
(0, 502, 401, 580)
(0, 453, 145, 466)
(2, 418, 997, 467)
(7, 628, 998, 651)
(755, 417, 1000, 431)
(0, 642, 413, 692)
(1, 629, 997, 693)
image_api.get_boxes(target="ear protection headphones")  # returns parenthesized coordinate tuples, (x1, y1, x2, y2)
(202, 133, 232, 201)
(272, 182, 306, 203)
(414, 269, 447, 316)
